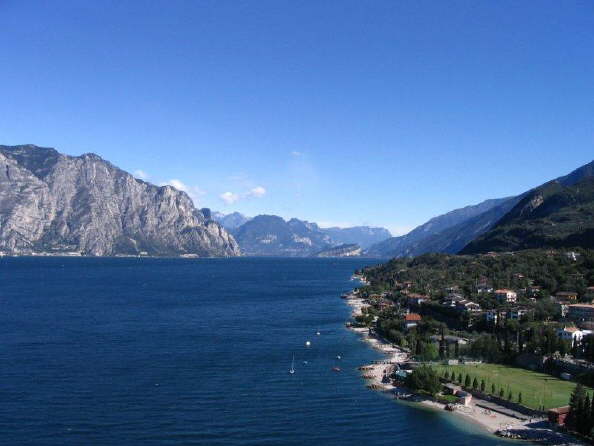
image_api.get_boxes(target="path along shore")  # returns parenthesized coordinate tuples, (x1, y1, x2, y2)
(343, 289, 585, 445)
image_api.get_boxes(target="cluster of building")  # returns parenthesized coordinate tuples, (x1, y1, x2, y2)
(369, 275, 594, 345)
(389, 276, 594, 336)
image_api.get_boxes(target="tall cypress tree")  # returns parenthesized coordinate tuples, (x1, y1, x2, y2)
(590, 394, 594, 438)
(566, 383, 586, 432)
(581, 394, 591, 436)
(439, 328, 446, 359)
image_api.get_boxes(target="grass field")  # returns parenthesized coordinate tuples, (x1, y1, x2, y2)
(432, 363, 593, 410)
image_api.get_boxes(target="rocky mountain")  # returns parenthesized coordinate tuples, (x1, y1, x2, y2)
(319, 226, 391, 249)
(232, 215, 334, 256)
(365, 159, 594, 259)
(364, 197, 515, 257)
(314, 243, 362, 257)
(0, 144, 241, 257)
(462, 163, 594, 254)
(212, 211, 250, 231)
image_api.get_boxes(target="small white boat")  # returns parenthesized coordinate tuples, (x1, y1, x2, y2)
(289, 355, 295, 374)
(336, 355, 342, 360)
(316, 330, 321, 336)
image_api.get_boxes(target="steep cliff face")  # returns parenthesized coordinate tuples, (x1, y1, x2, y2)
(0, 145, 241, 257)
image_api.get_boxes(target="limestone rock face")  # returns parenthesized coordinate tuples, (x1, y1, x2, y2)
(0, 145, 241, 257)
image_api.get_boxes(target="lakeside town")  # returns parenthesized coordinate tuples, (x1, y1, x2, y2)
(345, 249, 594, 445)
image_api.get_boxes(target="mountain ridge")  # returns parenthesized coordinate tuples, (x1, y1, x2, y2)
(0, 144, 240, 257)
(365, 159, 594, 258)
(461, 166, 594, 254)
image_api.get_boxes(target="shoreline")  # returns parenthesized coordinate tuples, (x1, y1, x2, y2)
(342, 282, 585, 445)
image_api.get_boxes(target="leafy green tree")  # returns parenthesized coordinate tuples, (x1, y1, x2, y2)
(491, 383, 496, 395)
(518, 392, 522, 404)
(464, 374, 471, 388)
(405, 366, 441, 396)
(499, 388, 505, 398)
(480, 379, 486, 392)
(507, 390, 513, 401)
(472, 377, 478, 390)
(457, 373, 462, 383)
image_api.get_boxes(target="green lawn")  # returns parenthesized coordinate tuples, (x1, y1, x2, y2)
(433, 363, 593, 410)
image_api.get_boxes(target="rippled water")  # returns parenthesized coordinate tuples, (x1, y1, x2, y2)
(0, 257, 511, 445)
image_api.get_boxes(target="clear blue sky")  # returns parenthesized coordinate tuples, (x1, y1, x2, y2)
(1, 1, 593, 234)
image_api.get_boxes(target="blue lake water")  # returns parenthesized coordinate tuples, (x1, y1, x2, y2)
(0, 257, 511, 445)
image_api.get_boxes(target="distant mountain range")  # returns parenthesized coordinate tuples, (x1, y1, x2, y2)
(213, 212, 392, 256)
(365, 159, 594, 257)
(230, 215, 333, 256)
(212, 211, 250, 231)
(0, 145, 240, 257)
(2, 144, 591, 258)
(364, 197, 517, 257)
(319, 226, 391, 249)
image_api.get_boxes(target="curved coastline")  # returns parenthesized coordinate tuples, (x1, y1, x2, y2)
(342, 275, 586, 446)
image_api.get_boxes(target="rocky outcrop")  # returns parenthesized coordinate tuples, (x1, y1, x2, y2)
(0, 145, 241, 257)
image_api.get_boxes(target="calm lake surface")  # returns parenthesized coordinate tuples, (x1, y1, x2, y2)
(0, 257, 511, 445)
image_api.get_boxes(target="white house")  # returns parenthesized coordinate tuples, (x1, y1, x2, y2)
(495, 289, 517, 303)
(557, 326, 593, 342)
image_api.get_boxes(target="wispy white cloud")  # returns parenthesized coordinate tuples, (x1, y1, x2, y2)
(160, 179, 206, 205)
(219, 185, 267, 205)
(247, 186, 266, 198)
(219, 191, 240, 205)
(134, 169, 150, 180)
(290, 151, 303, 157)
